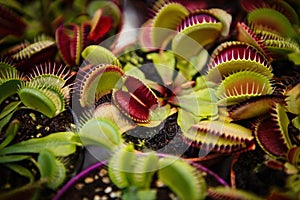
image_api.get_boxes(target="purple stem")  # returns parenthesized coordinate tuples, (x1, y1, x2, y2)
(191, 162, 229, 187)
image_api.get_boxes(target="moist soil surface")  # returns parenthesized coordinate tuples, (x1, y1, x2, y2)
(0, 103, 83, 199)
(55, 163, 178, 200)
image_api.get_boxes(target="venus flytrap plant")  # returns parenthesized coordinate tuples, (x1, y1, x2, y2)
(0, 62, 24, 105)
(81, 45, 121, 67)
(185, 120, 254, 153)
(253, 81, 300, 160)
(55, 1, 122, 67)
(157, 157, 206, 200)
(77, 64, 124, 108)
(37, 149, 67, 190)
(145, 51, 219, 131)
(1, 0, 300, 199)
(141, 50, 258, 154)
(0, 4, 26, 39)
(204, 39, 287, 124)
(171, 8, 231, 59)
(77, 115, 124, 151)
(150, 1, 189, 49)
(77, 45, 169, 127)
(207, 186, 264, 200)
(0, 59, 81, 198)
(78, 41, 259, 156)
(147, 0, 231, 59)
(107, 144, 207, 200)
(17, 64, 71, 118)
(238, 0, 300, 62)
(2, 36, 57, 74)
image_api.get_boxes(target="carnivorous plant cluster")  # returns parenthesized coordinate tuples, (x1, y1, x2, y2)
(0, 0, 300, 199)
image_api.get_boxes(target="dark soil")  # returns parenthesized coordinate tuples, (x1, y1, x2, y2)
(7, 108, 75, 144)
(0, 103, 83, 198)
(233, 147, 286, 197)
(123, 113, 188, 153)
(56, 163, 176, 200)
(58, 164, 122, 200)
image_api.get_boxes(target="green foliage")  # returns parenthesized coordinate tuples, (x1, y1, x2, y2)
(81, 45, 121, 66)
(107, 145, 206, 200)
(0, 67, 23, 105)
(79, 117, 123, 151)
(78, 64, 124, 107)
(108, 145, 160, 199)
(158, 157, 206, 200)
(208, 186, 264, 200)
(18, 85, 65, 118)
(0, 125, 79, 192)
(108, 145, 136, 189)
(146, 50, 219, 132)
(38, 149, 66, 189)
(0, 119, 19, 149)
(4, 163, 35, 183)
(0, 132, 79, 157)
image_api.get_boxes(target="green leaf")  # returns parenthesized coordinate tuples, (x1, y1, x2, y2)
(18, 86, 65, 118)
(123, 62, 146, 81)
(79, 118, 123, 151)
(38, 149, 66, 189)
(0, 119, 20, 149)
(132, 152, 159, 189)
(158, 157, 206, 200)
(0, 0, 25, 14)
(151, 3, 188, 47)
(176, 49, 209, 80)
(108, 145, 135, 189)
(194, 76, 218, 91)
(149, 105, 171, 127)
(0, 101, 21, 119)
(286, 83, 300, 115)
(81, 45, 121, 67)
(288, 52, 300, 65)
(208, 187, 264, 200)
(0, 155, 31, 163)
(4, 163, 35, 183)
(0, 111, 15, 133)
(292, 116, 300, 131)
(0, 132, 79, 157)
(176, 88, 218, 117)
(177, 108, 202, 133)
(136, 189, 157, 200)
(147, 51, 176, 84)
(122, 187, 139, 200)
(87, 1, 121, 28)
(73, 0, 87, 11)
(123, 188, 157, 200)
(286, 174, 300, 193)
(0, 79, 23, 105)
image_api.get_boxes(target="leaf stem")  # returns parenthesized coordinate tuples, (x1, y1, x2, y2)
(155, 152, 229, 187)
